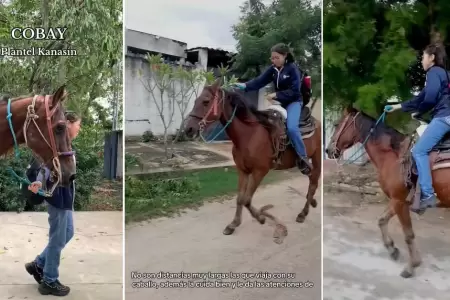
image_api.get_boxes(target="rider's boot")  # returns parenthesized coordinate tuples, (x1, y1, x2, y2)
(410, 194, 437, 215)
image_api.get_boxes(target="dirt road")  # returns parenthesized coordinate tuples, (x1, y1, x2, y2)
(323, 162, 450, 300)
(125, 176, 321, 300)
(0, 211, 123, 300)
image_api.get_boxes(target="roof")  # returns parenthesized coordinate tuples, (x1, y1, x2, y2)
(186, 47, 235, 55)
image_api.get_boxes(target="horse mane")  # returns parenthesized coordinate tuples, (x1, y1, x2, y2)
(0, 94, 33, 104)
(223, 89, 273, 127)
(355, 110, 406, 151)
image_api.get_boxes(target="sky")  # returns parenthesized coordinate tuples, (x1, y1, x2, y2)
(125, 0, 321, 53)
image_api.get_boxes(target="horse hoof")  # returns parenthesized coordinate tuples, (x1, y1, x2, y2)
(400, 269, 413, 278)
(311, 199, 317, 208)
(296, 214, 305, 223)
(223, 226, 235, 235)
(390, 247, 400, 261)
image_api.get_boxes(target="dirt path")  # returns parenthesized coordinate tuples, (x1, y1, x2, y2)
(125, 177, 321, 300)
(323, 162, 450, 300)
(0, 211, 123, 299)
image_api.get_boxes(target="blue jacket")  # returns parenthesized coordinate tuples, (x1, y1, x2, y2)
(401, 66, 450, 118)
(36, 156, 76, 211)
(245, 62, 302, 108)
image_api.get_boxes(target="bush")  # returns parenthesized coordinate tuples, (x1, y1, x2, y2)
(0, 122, 105, 212)
(125, 176, 200, 221)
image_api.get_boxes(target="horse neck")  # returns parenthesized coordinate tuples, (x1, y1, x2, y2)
(361, 133, 407, 170)
(219, 102, 255, 148)
(0, 98, 32, 155)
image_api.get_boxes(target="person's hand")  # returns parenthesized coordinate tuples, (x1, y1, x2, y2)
(232, 83, 246, 90)
(28, 181, 42, 194)
(384, 104, 401, 113)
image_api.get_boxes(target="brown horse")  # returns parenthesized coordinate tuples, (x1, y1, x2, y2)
(184, 79, 322, 243)
(0, 85, 76, 187)
(326, 106, 450, 278)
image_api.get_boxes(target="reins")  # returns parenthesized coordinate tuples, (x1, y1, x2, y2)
(330, 111, 387, 165)
(189, 87, 237, 143)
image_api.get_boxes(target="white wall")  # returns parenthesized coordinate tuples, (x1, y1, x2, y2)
(125, 56, 207, 137)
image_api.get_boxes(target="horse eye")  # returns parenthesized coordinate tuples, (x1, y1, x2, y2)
(203, 100, 209, 106)
(56, 124, 66, 133)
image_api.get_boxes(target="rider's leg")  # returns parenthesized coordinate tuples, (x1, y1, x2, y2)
(286, 101, 312, 174)
(411, 117, 450, 213)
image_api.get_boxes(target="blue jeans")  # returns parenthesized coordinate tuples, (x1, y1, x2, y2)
(35, 204, 74, 283)
(286, 101, 307, 157)
(412, 117, 450, 198)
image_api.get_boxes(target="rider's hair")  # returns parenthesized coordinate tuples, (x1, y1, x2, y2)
(271, 43, 295, 64)
(424, 43, 447, 68)
(65, 111, 81, 123)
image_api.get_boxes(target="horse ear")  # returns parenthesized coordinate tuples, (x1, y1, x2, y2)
(344, 104, 356, 115)
(52, 85, 68, 106)
(211, 77, 222, 90)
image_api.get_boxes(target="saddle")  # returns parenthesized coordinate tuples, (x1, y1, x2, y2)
(401, 127, 450, 206)
(260, 104, 316, 166)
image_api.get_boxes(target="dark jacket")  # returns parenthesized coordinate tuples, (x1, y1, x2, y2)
(244, 62, 302, 108)
(401, 66, 450, 118)
(35, 151, 76, 211)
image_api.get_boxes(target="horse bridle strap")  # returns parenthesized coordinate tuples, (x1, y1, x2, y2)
(22, 95, 74, 190)
(188, 89, 224, 130)
(44, 95, 60, 159)
(330, 112, 359, 153)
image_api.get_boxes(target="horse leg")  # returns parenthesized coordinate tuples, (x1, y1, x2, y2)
(394, 200, 422, 278)
(297, 148, 321, 223)
(378, 204, 399, 260)
(243, 169, 269, 224)
(223, 169, 249, 235)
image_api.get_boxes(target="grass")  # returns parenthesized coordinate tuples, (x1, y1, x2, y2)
(85, 179, 123, 211)
(125, 167, 290, 223)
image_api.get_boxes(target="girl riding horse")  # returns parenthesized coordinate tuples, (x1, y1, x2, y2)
(385, 43, 450, 215)
(233, 43, 313, 175)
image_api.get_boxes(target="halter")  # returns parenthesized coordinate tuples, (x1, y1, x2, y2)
(328, 111, 386, 165)
(7, 95, 75, 196)
(188, 88, 237, 143)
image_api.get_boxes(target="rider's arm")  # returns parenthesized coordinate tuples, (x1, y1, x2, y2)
(416, 69, 441, 113)
(275, 66, 302, 105)
(245, 67, 273, 92)
(400, 90, 425, 113)
(401, 68, 441, 113)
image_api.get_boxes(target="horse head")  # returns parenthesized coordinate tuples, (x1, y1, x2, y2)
(326, 106, 360, 159)
(184, 78, 225, 138)
(14, 85, 76, 187)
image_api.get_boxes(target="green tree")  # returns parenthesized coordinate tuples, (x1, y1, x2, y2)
(232, 0, 321, 96)
(323, 0, 450, 126)
(0, 0, 122, 127)
(0, 0, 122, 211)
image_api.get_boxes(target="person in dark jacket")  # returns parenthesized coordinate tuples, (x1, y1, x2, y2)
(384, 43, 450, 214)
(233, 43, 313, 175)
(25, 111, 81, 296)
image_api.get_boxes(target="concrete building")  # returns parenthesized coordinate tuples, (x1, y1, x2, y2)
(124, 29, 236, 138)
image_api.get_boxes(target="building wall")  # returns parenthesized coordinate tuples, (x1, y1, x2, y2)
(125, 55, 206, 137)
(126, 29, 187, 58)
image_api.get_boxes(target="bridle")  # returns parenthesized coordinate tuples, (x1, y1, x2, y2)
(8, 94, 75, 195)
(187, 88, 239, 142)
(328, 112, 360, 159)
(188, 89, 224, 132)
